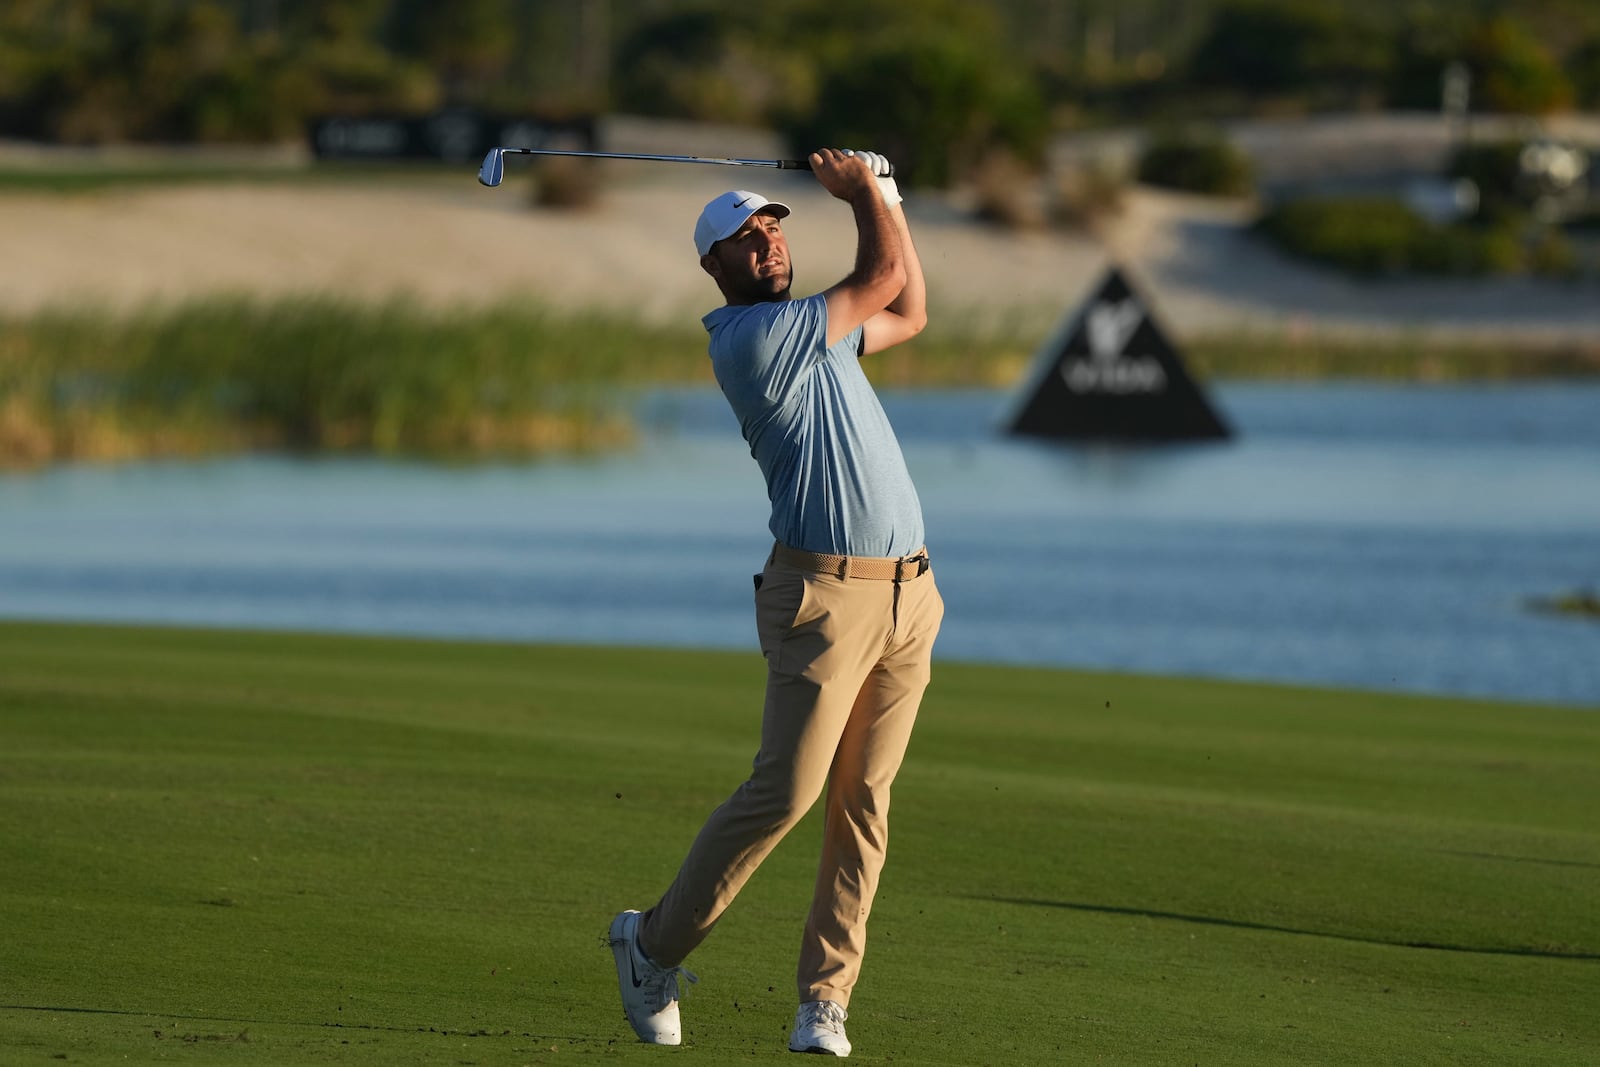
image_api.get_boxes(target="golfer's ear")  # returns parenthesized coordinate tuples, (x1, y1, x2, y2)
(700, 253, 721, 279)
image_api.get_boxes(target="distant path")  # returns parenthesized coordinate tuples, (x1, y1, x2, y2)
(1, 157, 1595, 346)
(1104, 191, 1600, 344)
(0, 175, 1100, 334)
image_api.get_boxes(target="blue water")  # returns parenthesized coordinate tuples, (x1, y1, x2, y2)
(1, 382, 1597, 707)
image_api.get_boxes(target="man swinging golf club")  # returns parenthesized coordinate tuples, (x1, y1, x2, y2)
(607, 147, 944, 1057)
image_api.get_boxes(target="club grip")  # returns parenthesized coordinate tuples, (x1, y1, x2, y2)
(779, 158, 896, 177)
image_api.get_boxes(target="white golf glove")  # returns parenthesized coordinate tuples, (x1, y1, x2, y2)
(843, 149, 901, 207)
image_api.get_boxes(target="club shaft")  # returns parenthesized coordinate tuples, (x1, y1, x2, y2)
(498, 147, 811, 170)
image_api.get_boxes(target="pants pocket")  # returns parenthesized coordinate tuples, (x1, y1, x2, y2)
(755, 566, 805, 662)
(757, 565, 839, 675)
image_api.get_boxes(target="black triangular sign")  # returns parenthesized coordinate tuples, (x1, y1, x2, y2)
(1007, 266, 1231, 441)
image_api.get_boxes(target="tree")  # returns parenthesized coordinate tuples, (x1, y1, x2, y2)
(773, 0, 1048, 190)
(611, 6, 810, 125)
(1187, 0, 1391, 103)
(1462, 15, 1572, 114)
(1386, 7, 1476, 110)
(1571, 37, 1600, 109)
(787, 32, 1048, 189)
(389, 0, 514, 104)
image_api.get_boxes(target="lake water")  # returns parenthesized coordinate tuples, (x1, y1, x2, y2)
(2, 383, 1597, 707)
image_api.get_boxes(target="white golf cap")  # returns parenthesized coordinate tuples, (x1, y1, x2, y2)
(694, 190, 791, 256)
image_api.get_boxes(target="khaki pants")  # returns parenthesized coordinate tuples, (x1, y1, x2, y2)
(639, 544, 944, 1008)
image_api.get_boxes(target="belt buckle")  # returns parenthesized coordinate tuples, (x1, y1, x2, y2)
(895, 552, 929, 582)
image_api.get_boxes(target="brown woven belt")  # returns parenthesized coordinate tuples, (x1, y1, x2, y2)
(772, 543, 930, 581)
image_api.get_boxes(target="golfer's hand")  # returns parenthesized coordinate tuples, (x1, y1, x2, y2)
(843, 149, 902, 207)
(809, 148, 878, 203)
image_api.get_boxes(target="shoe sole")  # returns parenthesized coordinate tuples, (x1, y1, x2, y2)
(788, 1038, 850, 1056)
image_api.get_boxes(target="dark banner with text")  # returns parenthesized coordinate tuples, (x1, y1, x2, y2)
(308, 113, 596, 165)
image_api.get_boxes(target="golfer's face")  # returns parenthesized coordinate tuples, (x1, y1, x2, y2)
(720, 211, 791, 299)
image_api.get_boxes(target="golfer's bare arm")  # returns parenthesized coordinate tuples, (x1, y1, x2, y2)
(811, 149, 907, 349)
(860, 204, 926, 356)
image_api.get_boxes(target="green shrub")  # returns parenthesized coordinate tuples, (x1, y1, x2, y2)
(1137, 127, 1254, 197)
(1259, 198, 1418, 274)
(1526, 228, 1579, 279)
(1408, 219, 1523, 275)
(527, 156, 601, 210)
(1050, 161, 1129, 230)
(1257, 197, 1547, 277)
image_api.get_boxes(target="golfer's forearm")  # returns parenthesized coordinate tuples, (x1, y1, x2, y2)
(848, 192, 906, 297)
(884, 207, 926, 329)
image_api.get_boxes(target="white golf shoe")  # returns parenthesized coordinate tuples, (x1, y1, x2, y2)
(788, 1000, 851, 1056)
(607, 910, 696, 1045)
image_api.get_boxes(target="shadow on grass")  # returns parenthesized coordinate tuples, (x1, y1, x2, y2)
(976, 897, 1600, 961)
(1430, 848, 1600, 871)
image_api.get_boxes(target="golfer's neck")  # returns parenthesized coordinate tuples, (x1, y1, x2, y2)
(725, 290, 792, 307)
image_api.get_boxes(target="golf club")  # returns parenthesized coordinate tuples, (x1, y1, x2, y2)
(477, 146, 891, 187)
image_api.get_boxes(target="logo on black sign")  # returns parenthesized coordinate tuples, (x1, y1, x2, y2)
(1061, 299, 1167, 394)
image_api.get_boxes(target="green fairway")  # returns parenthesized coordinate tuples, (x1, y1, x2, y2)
(1, 622, 1595, 1065)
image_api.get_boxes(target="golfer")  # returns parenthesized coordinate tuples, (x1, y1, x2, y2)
(608, 148, 943, 1057)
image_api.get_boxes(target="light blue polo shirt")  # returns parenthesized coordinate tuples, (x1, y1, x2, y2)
(704, 293, 925, 559)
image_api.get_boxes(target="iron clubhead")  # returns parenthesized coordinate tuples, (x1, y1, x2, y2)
(478, 147, 506, 188)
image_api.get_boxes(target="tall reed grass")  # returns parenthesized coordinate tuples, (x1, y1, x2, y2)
(2, 295, 1594, 469)
(0, 296, 715, 468)
(0, 295, 1039, 469)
